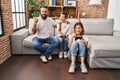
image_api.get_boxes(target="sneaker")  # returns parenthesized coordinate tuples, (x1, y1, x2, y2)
(68, 64, 76, 73)
(48, 55, 52, 60)
(59, 52, 63, 58)
(80, 64, 88, 73)
(63, 51, 67, 58)
(40, 55, 48, 63)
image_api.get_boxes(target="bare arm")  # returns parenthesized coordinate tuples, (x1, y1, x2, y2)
(32, 17, 38, 34)
(68, 32, 76, 48)
(58, 22, 62, 32)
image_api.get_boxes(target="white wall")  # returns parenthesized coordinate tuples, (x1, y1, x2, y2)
(107, 0, 120, 31)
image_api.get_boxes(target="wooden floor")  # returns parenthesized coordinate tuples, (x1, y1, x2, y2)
(0, 55, 120, 80)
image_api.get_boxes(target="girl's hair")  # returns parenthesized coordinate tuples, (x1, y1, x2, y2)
(74, 22, 85, 35)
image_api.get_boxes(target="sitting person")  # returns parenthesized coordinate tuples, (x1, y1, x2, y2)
(67, 22, 89, 73)
(56, 12, 71, 58)
(32, 6, 58, 63)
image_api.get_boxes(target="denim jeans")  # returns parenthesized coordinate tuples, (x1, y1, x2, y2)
(32, 36, 59, 58)
(67, 41, 87, 61)
(57, 36, 68, 52)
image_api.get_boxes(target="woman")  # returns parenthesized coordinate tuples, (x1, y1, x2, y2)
(67, 22, 89, 74)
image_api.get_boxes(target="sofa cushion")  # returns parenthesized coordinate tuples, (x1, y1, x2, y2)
(113, 30, 120, 37)
(28, 18, 34, 35)
(80, 18, 114, 35)
(88, 36, 120, 57)
(22, 35, 50, 48)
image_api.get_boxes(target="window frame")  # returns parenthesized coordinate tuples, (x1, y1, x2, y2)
(11, 0, 26, 31)
(0, 4, 4, 37)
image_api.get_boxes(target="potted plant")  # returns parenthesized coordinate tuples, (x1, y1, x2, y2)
(68, 3, 72, 6)
(54, 13, 59, 17)
(69, 13, 74, 18)
(26, 0, 47, 17)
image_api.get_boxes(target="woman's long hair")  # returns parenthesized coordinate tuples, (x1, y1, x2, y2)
(74, 22, 85, 35)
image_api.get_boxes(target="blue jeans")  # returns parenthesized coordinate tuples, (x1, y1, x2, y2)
(57, 37, 68, 52)
(32, 36, 59, 58)
(67, 41, 87, 62)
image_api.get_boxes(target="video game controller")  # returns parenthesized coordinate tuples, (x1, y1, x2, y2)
(75, 36, 83, 41)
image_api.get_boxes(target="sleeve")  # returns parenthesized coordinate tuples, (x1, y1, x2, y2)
(83, 35, 89, 41)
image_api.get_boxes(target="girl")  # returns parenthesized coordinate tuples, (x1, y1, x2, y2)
(67, 22, 88, 73)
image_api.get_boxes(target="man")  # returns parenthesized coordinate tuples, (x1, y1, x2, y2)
(32, 6, 58, 63)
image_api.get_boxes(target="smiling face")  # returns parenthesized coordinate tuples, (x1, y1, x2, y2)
(41, 7, 48, 20)
(74, 22, 84, 35)
(60, 14, 66, 22)
(75, 25, 82, 35)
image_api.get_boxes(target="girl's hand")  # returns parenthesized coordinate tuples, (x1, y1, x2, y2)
(80, 39, 86, 43)
(71, 32, 76, 38)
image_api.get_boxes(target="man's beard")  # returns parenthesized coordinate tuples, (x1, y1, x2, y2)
(41, 14, 47, 20)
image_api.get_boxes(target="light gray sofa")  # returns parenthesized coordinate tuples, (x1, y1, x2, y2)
(11, 18, 120, 69)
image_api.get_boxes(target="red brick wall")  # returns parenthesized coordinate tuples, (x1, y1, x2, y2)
(0, 0, 13, 64)
(77, 0, 109, 18)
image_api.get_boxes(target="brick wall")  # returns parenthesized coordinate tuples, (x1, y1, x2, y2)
(77, 0, 109, 18)
(0, 0, 13, 64)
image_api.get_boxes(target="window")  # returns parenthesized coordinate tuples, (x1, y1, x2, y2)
(11, 0, 26, 30)
(0, 4, 4, 36)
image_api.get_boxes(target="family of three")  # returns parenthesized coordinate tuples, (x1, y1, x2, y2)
(32, 6, 88, 74)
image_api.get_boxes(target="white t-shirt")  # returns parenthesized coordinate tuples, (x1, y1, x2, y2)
(56, 21, 71, 36)
(35, 17, 55, 38)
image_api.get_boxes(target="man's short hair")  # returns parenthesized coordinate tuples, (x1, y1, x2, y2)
(62, 11, 68, 18)
(41, 6, 48, 9)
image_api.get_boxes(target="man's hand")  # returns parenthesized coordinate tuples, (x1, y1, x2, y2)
(34, 17, 38, 24)
(32, 17, 38, 34)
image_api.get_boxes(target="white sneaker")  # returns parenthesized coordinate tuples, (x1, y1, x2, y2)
(40, 55, 48, 63)
(80, 64, 88, 73)
(63, 51, 67, 58)
(48, 55, 52, 60)
(68, 64, 76, 73)
(59, 52, 63, 58)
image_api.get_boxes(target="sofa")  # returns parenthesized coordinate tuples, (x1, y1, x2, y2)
(11, 18, 120, 69)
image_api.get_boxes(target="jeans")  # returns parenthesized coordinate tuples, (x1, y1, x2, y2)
(32, 36, 59, 58)
(67, 41, 87, 61)
(57, 37, 68, 52)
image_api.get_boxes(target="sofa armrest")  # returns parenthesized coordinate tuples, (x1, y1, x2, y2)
(113, 30, 120, 37)
(11, 28, 29, 54)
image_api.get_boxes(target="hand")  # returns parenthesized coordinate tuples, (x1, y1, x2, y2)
(33, 17, 38, 24)
(58, 21, 62, 25)
(60, 34, 66, 38)
(80, 39, 85, 43)
(71, 32, 76, 38)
